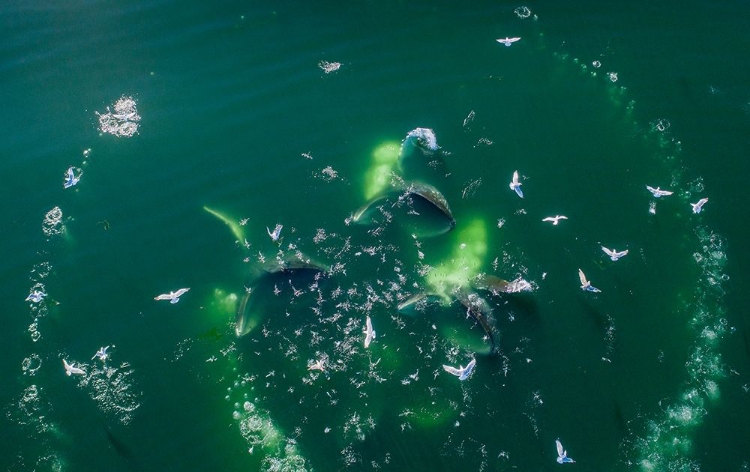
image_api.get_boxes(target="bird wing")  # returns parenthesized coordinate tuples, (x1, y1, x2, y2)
(556, 439, 564, 457)
(154, 293, 173, 300)
(646, 185, 657, 195)
(578, 269, 587, 285)
(512, 170, 519, 184)
(174, 288, 190, 297)
(602, 246, 614, 257)
(542, 217, 554, 222)
(618, 249, 629, 258)
(442, 365, 461, 376)
(459, 359, 476, 379)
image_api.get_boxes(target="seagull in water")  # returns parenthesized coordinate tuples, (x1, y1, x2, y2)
(496, 37, 521, 47)
(63, 167, 80, 189)
(691, 198, 709, 214)
(267, 224, 283, 242)
(363, 316, 376, 348)
(542, 215, 568, 225)
(602, 246, 628, 261)
(63, 359, 85, 376)
(92, 346, 110, 362)
(442, 358, 477, 381)
(646, 185, 673, 198)
(154, 288, 190, 304)
(578, 268, 601, 293)
(25, 290, 47, 303)
(509, 170, 524, 198)
(556, 439, 575, 464)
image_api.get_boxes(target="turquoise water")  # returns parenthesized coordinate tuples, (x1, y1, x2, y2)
(3, 2, 749, 471)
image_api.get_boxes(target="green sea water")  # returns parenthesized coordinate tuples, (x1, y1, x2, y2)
(3, 2, 750, 471)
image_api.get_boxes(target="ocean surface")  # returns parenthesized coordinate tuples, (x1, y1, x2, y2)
(3, 2, 750, 471)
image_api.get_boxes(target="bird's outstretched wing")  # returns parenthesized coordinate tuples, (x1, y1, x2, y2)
(442, 364, 461, 377)
(578, 269, 588, 286)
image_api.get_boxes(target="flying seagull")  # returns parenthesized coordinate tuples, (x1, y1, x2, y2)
(25, 290, 47, 303)
(646, 185, 673, 198)
(542, 215, 568, 225)
(691, 198, 708, 214)
(578, 268, 601, 293)
(509, 170, 524, 198)
(63, 167, 80, 189)
(556, 439, 575, 464)
(442, 358, 477, 381)
(92, 346, 110, 362)
(308, 359, 325, 372)
(63, 359, 85, 376)
(154, 288, 190, 304)
(267, 224, 283, 242)
(602, 246, 628, 261)
(496, 37, 521, 47)
(363, 316, 376, 348)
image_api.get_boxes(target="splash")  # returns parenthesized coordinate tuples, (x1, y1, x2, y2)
(319, 60, 342, 74)
(42, 207, 64, 238)
(97, 96, 141, 137)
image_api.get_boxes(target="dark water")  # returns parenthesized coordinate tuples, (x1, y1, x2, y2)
(3, 2, 749, 471)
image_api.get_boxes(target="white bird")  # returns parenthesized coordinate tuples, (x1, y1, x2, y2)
(602, 246, 628, 261)
(578, 268, 601, 293)
(25, 290, 47, 303)
(267, 224, 283, 242)
(363, 316, 376, 348)
(691, 198, 708, 214)
(62, 359, 85, 376)
(509, 170, 524, 198)
(646, 185, 673, 198)
(542, 215, 568, 225)
(308, 359, 325, 372)
(92, 346, 110, 362)
(442, 358, 476, 381)
(154, 288, 190, 304)
(496, 37, 521, 47)
(63, 167, 80, 189)
(556, 439, 575, 464)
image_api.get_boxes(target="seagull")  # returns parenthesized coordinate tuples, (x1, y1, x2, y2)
(308, 359, 325, 372)
(602, 246, 628, 261)
(509, 170, 524, 198)
(442, 358, 477, 381)
(578, 268, 601, 293)
(154, 288, 190, 304)
(646, 185, 673, 198)
(363, 316, 376, 348)
(63, 167, 80, 189)
(542, 215, 568, 225)
(496, 37, 521, 47)
(92, 346, 110, 362)
(691, 198, 708, 214)
(556, 439, 575, 464)
(25, 290, 47, 303)
(267, 224, 283, 242)
(63, 359, 85, 376)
